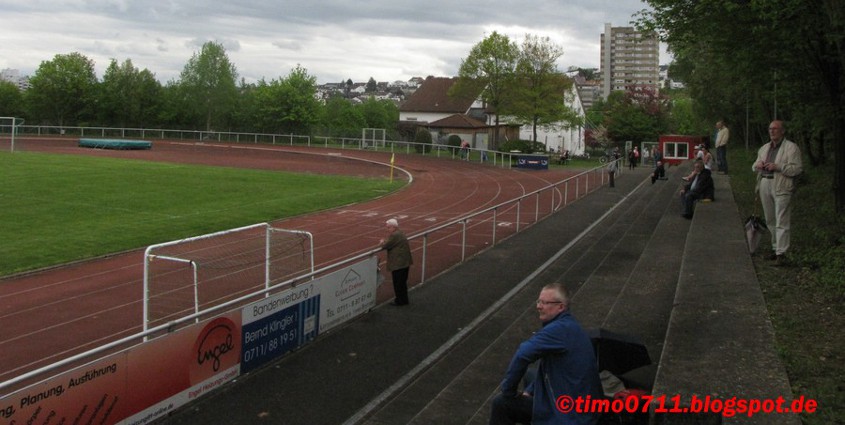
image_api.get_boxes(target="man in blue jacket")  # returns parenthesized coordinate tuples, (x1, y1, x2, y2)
(489, 283, 602, 425)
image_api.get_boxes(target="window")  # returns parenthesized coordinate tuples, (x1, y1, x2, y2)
(664, 142, 689, 159)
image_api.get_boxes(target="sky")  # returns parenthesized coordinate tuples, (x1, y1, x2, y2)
(0, 0, 665, 85)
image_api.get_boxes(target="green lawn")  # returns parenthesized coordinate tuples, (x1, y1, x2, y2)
(0, 152, 403, 277)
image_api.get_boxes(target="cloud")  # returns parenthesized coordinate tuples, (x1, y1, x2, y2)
(0, 0, 662, 84)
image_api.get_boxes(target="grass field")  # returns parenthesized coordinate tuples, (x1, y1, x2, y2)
(0, 152, 404, 277)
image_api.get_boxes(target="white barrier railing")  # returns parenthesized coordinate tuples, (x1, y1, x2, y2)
(0, 136, 621, 395)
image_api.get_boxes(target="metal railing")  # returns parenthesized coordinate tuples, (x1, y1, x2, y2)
(0, 126, 622, 394)
(6, 124, 551, 168)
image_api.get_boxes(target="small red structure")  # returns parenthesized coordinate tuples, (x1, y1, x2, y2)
(657, 135, 708, 166)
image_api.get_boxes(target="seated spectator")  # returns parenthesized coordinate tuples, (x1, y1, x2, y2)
(680, 160, 714, 219)
(651, 161, 666, 184)
(558, 149, 570, 165)
(701, 146, 715, 170)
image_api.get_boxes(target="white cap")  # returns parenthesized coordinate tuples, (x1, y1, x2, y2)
(386, 218, 398, 227)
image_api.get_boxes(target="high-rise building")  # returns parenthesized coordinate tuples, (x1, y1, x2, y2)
(600, 23, 660, 98)
(1, 68, 30, 90)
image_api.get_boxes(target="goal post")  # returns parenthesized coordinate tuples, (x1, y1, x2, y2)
(0, 117, 24, 152)
(142, 223, 314, 333)
(362, 128, 386, 150)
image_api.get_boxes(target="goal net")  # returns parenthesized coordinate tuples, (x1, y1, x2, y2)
(362, 128, 386, 150)
(143, 223, 313, 331)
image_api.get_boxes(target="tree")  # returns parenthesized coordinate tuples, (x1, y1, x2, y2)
(344, 79, 353, 98)
(99, 59, 161, 127)
(366, 77, 377, 93)
(320, 96, 365, 138)
(250, 65, 321, 134)
(604, 87, 671, 144)
(26, 52, 98, 126)
(0, 81, 24, 118)
(510, 35, 579, 144)
(451, 31, 519, 149)
(179, 41, 238, 131)
(359, 97, 399, 131)
(638, 0, 845, 212)
(576, 68, 599, 81)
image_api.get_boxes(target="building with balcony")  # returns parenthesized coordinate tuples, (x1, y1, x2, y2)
(600, 24, 660, 98)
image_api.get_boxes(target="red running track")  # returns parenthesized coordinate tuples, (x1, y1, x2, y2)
(0, 138, 594, 388)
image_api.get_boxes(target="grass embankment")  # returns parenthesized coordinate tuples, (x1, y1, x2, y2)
(729, 147, 844, 424)
(0, 152, 403, 277)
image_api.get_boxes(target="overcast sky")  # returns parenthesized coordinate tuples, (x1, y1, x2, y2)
(0, 0, 665, 85)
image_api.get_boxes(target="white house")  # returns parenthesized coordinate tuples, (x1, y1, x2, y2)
(512, 82, 587, 155)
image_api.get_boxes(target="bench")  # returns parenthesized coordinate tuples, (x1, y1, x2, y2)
(649, 175, 799, 424)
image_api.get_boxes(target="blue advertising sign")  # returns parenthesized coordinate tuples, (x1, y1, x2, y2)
(515, 155, 549, 170)
(241, 295, 319, 373)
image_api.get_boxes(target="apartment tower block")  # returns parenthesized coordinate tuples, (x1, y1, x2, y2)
(600, 23, 660, 98)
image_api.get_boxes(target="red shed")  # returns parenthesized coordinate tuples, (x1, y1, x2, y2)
(657, 135, 709, 166)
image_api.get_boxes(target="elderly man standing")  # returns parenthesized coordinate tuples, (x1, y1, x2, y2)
(752, 120, 803, 264)
(715, 120, 730, 174)
(489, 283, 601, 425)
(379, 218, 413, 305)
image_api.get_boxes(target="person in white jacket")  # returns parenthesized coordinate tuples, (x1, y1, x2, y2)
(752, 120, 803, 264)
(715, 120, 730, 173)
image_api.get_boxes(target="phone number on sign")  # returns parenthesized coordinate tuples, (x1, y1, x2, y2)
(555, 394, 818, 418)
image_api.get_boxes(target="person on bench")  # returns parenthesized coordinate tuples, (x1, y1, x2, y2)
(651, 161, 667, 184)
(680, 159, 714, 219)
(558, 149, 570, 165)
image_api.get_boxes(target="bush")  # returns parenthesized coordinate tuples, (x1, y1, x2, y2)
(414, 128, 433, 153)
(446, 134, 462, 155)
(497, 139, 546, 154)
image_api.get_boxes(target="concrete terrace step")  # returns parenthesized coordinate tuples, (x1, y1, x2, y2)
(650, 174, 799, 425)
(366, 164, 688, 425)
(157, 166, 653, 425)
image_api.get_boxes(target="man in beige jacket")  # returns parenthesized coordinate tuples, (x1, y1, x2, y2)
(715, 120, 730, 173)
(752, 120, 803, 264)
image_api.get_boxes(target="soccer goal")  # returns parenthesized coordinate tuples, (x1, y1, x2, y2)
(0, 117, 24, 152)
(142, 223, 314, 332)
(362, 128, 386, 150)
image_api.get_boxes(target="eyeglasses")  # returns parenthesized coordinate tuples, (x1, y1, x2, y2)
(536, 299, 563, 306)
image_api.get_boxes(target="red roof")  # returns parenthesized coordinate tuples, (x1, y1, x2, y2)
(429, 114, 488, 129)
(400, 76, 477, 114)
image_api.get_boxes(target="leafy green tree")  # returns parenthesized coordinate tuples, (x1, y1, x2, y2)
(99, 59, 162, 127)
(604, 87, 671, 144)
(638, 0, 845, 212)
(250, 65, 321, 134)
(359, 97, 398, 132)
(510, 35, 579, 144)
(231, 78, 261, 133)
(366, 77, 377, 93)
(451, 31, 519, 149)
(0, 81, 24, 118)
(156, 81, 191, 129)
(26, 52, 98, 126)
(576, 68, 599, 81)
(320, 96, 365, 138)
(179, 41, 238, 131)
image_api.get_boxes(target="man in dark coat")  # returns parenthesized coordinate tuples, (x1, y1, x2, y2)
(379, 218, 413, 305)
(680, 159, 714, 219)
